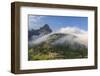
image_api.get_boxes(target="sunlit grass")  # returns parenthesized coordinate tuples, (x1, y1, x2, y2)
(28, 43, 88, 60)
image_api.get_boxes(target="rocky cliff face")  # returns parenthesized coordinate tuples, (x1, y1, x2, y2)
(28, 24, 52, 40)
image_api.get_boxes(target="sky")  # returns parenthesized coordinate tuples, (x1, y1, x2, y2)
(28, 15, 88, 32)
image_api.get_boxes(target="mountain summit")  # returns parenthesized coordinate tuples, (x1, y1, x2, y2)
(39, 24, 52, 35)
(28, 24, 52, 40)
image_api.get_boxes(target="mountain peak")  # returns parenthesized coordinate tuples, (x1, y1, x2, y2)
(39, 24, 52, 34)
(40, 24, 52, 32)
(28, 24, 52, 40)
(43, 24, 49, 28)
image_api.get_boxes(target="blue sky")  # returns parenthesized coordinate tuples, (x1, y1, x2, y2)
(29, 15, 88, 31)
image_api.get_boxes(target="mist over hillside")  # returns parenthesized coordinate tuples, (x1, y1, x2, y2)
(29, 26, 88, 48)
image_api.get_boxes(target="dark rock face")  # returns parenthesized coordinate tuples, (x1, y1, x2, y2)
(39, 24, 52, 35)
(28, 24, 52, 40)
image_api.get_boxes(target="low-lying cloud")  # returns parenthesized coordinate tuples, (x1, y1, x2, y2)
(58, 27, 88, 46)
(28, 27, 88, 48)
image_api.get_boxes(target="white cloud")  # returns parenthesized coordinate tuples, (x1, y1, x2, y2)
(29, 16, 43, 23)
(29, 27, 88, 48)
(59, 27, 87, 34)
(58, 27, 88, 46)
(29, 16, 44, 30)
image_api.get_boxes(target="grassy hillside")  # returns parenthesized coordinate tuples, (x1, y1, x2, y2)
(28, 42, 88, 60)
